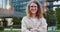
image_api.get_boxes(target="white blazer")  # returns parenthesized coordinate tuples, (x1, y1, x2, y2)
(21, 16, 47, 32)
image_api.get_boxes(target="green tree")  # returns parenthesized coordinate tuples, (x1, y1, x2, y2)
(12, 16, 22, 28)
(55, 7, 60, 30)
(43, 10, 55, 27)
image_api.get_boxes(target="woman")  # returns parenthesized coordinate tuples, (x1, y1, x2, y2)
(21, 0, 47, 32)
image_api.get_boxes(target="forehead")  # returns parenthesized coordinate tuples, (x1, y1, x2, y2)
(30, 2, 37, 6)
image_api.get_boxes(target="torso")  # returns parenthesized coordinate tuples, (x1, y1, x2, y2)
(24, 16, 43, 29)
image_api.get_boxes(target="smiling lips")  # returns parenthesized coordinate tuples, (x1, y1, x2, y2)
(31, 9, 36, 11)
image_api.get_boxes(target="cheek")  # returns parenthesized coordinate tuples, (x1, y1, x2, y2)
(29, 8, 31, 11)
(36, 8, 38, 10)
(35, 7, 38, 12)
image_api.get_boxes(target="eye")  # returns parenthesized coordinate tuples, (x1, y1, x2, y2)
(34, 6, 37, 7)
(30, 6, 33, 7)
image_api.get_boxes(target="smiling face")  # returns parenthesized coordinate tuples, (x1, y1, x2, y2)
(26, 1, 42, 19)
(29, 3, 38, 14)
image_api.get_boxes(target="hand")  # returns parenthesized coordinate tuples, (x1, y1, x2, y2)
(27, 27, 32, 31)
(31, 28, 40, 32)
(31, 28, 37, 31)
(31, 30, 39, 32)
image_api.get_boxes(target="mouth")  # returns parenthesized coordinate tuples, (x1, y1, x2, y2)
(31, 9, 36, 11)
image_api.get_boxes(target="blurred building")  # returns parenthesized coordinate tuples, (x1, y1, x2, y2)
(10, 0, 44, 16)
(46, 0, 60, 11)
(0, 0, 44, 17)
(0, 0, 14, 17)
(0, 0, 13, 27)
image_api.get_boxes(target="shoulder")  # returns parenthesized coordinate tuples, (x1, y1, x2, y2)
(39, 17, 46, 22)
(22, 16, 30, 23)
(40, 17, 48, 26)
(40, 17, 46, 21)
(21, 16, 27, 23)
(22, 16, 28, 20)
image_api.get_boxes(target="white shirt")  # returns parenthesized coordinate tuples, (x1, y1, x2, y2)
(21, 16, 47, 32)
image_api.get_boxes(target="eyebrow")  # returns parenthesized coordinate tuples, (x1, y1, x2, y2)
(29, 5, 37, 6)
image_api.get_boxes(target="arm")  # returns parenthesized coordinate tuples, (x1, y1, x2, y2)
(38, 18, 47, 32)
(21, 17, 31, 32)
(31, 18, 47, 32)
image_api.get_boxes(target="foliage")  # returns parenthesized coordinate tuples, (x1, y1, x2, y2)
(55, 7, 60, 30)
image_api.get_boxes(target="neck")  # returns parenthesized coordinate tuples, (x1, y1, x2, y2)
(31, 13, 36, 18)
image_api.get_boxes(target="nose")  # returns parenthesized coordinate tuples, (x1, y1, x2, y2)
(32, 7, 36, 9)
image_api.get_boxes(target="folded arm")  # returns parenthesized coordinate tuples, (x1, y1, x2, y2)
(21, 17, 32, 32)
(30, 18, 47, 32)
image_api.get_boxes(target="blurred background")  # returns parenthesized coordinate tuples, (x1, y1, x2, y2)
(0, 0, 60, 32)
